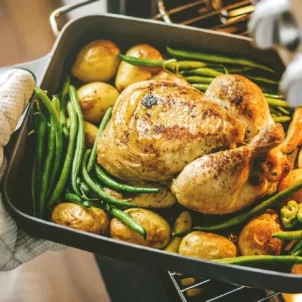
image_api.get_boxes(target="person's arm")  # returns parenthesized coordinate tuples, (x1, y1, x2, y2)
(0, 69, 62, 271)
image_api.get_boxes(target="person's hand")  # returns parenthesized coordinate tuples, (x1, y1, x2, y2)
(0, 69, 62, 271)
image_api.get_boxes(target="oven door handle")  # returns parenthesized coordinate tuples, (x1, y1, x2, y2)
(50, 0, 100, 37)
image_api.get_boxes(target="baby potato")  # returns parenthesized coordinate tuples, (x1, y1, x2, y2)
(72, 40, 120, 83)
(110, 208, 171, 249)
(278, 169, 302, 204)
(238, 209, 283, 256)
(291, 263, 302, 274)
(104, 184, 176, 208)
(84, 121, 98, 148)
(66, 119, 98, 148)
(165, 211, 192, 254)
(115, 44, 162, 91)
(51, 203, 109, 234)
(179, 231, 237, 260)
(78, 82, 119, 123)
(131, 184, 176, 208)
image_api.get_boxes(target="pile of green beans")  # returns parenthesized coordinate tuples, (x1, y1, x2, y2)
(32, 81, 150, 238)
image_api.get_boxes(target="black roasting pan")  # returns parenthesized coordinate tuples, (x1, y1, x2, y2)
(3, 14, 302, 293)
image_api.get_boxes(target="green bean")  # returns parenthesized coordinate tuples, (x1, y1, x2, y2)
(35, 88, 63, 196)
(180, 68, 223, 77)
(226, 67, 254, 73)
(273, 230, 302, 240)
(266, 98, 290, 108)
(87, 107, 113, 173)
(77, 178, 97, 198)
(174, 179, 302, 237)
(215, 255, 302, 265)
(107, 206, 147, 239)
(119, 54, 226, 72)
(69, 85, 85, 196)
(82, 150, 136, 208)
(65, 192, 91, 207)
(31, 159, 37, 216)
(52, 95, 60, 117)
(166, 46, 275, 73)
(263, 93, 284, 99)
(185, 76, 214, 84)
(277, 107, 290, 115)
(48, 102, 78, 209)
(291, 240, 302, 255)
(95, 164, 159, 194)
(40, 119, 56, 216)
(192, 84, 209, 92)
(273, 116, 291, 123)
(33, 112, 47, 216)
(60, 76, 71, 138)
(270, 107, 282, 117)
(120, 54, 209, 70)
(244, 75, 279, 87)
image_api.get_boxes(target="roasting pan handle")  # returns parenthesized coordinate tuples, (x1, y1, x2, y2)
(12, 55, 50, 85)
(50, 0, 100, 37)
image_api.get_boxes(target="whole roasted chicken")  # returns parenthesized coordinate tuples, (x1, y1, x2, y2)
(97, 75, 286, 214)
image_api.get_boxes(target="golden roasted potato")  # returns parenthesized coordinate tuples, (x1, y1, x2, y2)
(131, 185, 176, 208)
(291, 263, 302, 274)
(110, 208, 171, 249)
(51, 203, 109, 234)
(77, 82, 119, 123)
(179, 231, 237, 260)
(72, 40, 120, 83)
(238, 209, 283, 256)
(103, 184, 176, 208)
(66, 119, 98, 148)
(278, 169, 302, 204)
(84, 121, 98, 148)
(115, 44, 162, 91)
(165, 211, 192, 253)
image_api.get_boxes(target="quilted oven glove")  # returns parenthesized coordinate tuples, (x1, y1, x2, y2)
(0, 69, 62, 271)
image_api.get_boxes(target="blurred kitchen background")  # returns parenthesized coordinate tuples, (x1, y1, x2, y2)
(0, 0, 108, 67)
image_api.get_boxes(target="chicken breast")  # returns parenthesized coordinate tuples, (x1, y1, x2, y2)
(97, 80, 245, 181)
(206, 74, 274, 139)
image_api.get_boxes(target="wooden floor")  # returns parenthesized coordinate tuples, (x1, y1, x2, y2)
(0, 248, 110, 302)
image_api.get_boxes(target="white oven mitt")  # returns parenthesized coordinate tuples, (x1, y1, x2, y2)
(0, 69, 63, 271)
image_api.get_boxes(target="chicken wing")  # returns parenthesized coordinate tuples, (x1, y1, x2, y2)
(206, 74, 274, 139)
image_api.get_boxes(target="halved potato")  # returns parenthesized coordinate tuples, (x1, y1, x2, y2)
(115, 44, 162, 91)
(77, 82, 119, 124)
(110, 208, 171, 249)
(72, 40, 120, 83)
